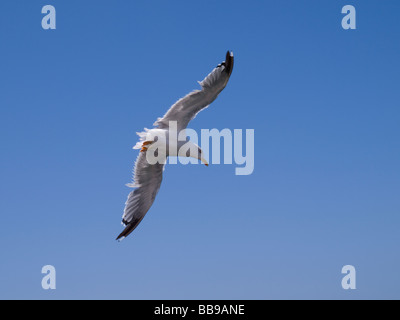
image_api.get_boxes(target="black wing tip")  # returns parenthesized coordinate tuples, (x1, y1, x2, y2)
(224, 50, 234, 76)
(115, 217, 143, 241)
(116, 221, 132, 241)
(116, 228, 131, 241)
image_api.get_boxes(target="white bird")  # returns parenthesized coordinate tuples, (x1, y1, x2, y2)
(116, 51, 234, 240)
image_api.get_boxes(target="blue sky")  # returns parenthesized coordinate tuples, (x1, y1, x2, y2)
(0, 0, 399, 299)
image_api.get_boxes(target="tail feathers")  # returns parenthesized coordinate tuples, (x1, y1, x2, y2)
(133, 129, 149, 149)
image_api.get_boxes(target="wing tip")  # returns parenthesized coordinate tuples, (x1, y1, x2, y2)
(225, 50, 234, 76)
(116, 227, 130, 241)
(115, 220, 132, 241)
(115, 216, 144, 241)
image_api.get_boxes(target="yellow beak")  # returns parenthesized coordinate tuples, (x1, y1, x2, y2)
(201, 157, 209, 166)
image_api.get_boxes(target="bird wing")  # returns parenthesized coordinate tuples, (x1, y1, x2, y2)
(153, 51, 234, 132)
(116, 152, 165, 240)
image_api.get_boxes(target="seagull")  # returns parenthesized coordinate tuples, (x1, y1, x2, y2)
(116, 51, 234, 241)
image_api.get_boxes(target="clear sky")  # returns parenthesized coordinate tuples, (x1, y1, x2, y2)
(0, 0, 399, 299)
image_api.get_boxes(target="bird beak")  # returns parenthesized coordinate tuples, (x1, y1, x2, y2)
(201, 157, 209, 166)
